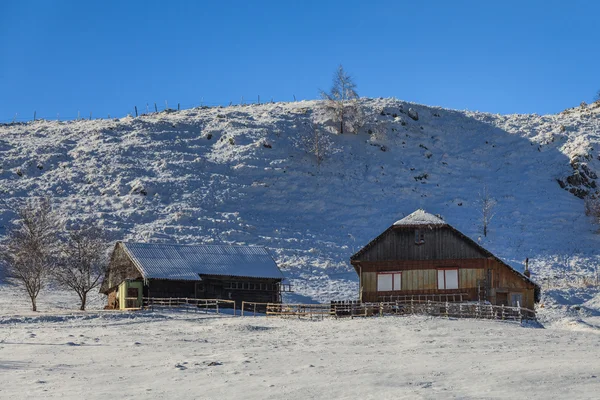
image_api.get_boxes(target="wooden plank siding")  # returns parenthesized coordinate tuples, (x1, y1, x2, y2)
(356, 227, 486, 262)
(353, 225, 539, 310)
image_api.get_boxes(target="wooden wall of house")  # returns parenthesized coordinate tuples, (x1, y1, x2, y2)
(102, 243, 143, 292)
(204, 276, 282, 307)
(358, 258, 536, 309)
(144, 276, 282, 308)
(146, 279, 197, 298)
(356, 227, 487, 262)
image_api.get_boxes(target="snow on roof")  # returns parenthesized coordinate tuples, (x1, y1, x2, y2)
(393, 209, 446, 226)
(122, 242, 284, 280)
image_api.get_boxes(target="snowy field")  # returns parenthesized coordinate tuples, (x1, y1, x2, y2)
(1, 285, 600, 400)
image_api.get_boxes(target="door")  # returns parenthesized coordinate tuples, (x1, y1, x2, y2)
(496, 292, 508, 306)
(207, 282, 224, 299)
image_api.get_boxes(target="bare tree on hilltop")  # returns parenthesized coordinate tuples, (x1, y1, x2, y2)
(320, 65, 363, 134)
(0, 198, 61, 311)
(54, 223, 110, 311)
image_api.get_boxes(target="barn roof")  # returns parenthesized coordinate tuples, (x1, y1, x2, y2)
(121, 242, 284, 281)
(393, 209, 446, 227)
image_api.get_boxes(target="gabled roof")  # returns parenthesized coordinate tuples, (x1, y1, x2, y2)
(121, 242, 284, 281)
(393, 209, 446, 227)
(351, 210, 540, 291)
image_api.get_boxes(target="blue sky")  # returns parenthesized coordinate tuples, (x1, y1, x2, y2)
(0, 0, 599, 122)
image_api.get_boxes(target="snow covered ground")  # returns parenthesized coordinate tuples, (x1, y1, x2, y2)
(0, 285, 599, 400)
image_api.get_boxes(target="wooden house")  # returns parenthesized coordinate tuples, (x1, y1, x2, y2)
(350, 210, 540, 310)
(100, 242, 285, 310)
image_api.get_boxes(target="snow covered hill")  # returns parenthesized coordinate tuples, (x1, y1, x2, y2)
(1, 98, 600, 310)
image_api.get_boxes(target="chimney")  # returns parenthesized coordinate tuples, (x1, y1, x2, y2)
(524, 258, 531, 278)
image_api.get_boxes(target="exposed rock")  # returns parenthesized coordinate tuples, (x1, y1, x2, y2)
(408, 108, 419, 121)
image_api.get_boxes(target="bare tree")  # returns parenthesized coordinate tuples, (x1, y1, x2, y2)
(0, 198, 61, 311)
(54, 224, 110, 311)
(320, 65, 362, 134)
(478, 185, 497, 237)
(299, 120, 335, 167)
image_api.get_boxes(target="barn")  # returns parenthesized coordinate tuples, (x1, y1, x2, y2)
(100, 242, 285, 310)
(350, 210, 540, 310)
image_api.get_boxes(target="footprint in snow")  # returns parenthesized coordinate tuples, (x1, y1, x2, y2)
(175, 363, 188, 370)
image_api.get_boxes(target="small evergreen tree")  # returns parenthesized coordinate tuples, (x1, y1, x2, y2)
(319, 65, 362, 134)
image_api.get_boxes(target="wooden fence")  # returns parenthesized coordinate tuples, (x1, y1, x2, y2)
(138, 298, 535, 322)
(143, 297, 237, 315)
(241, 300, 535, 321)
(368, 300, 536, 321)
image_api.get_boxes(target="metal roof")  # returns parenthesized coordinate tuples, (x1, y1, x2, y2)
(121, 242, 284, 281)
(393, 209, 446, 226)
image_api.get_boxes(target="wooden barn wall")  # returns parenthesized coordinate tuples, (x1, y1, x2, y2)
(358, 259, 536, 309)
(459, 268, 486, 288)
(146, 279, 197, 298)
(357, 227, 487, 262)
(362, 272, 377, 294)
(104, 244, 142, 291)
(402, 269, 437, 291)
(146, 276, 282, 308)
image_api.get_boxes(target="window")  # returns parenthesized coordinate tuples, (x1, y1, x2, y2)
(510, 293, 522, 307)
(415, 229, 425, 245)
(127, 287, 139, 297)
(377, 272, 402, 292)
(437, 269, 459, 289)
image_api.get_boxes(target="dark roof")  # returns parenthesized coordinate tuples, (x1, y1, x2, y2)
(121, 242, 284, 280)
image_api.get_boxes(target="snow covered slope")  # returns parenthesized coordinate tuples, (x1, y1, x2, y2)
(1, 98, 600, 307)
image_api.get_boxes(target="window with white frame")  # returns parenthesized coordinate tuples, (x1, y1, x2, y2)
(437, 269, 459, 289)
(377, 272, 402, 292)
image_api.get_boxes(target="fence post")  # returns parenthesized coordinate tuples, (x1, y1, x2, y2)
(241, 301, 245, 317)
(154, 103, 158, 112)
(517, 301, 522, 322)
(33, 111, 36, 121)
(410, 297, 414, 314)
(178, 103, 180, 111)
(135, 106, 138, 117)
(501, 304, 505, 320)
(445, 301, 449, 318)
(216, 301, 219, 315)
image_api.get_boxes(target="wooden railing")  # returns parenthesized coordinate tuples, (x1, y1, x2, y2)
(241, 300, 536, 321)
(377, 293, 470, 303)
(363, 300, 536, 321)
(142, 297, 236, 315)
